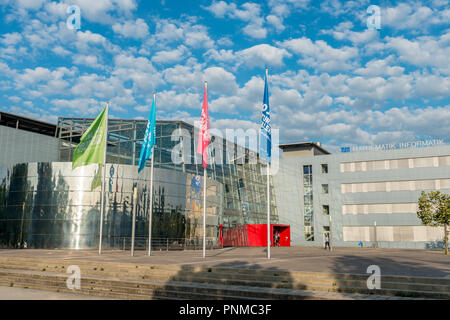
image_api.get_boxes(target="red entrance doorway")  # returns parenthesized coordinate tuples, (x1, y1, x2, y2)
(221, 224, 291, 247)
(272, 225, 290, 247)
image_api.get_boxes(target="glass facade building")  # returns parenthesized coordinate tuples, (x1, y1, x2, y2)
(0, 117, 278, 249)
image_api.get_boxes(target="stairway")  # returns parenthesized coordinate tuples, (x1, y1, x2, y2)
(0, 257, 448, 300)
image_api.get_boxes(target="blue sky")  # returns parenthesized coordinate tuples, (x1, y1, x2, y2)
(0, 0, 449, 152)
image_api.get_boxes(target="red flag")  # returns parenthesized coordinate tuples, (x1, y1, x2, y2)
(197, 81, 210, 169)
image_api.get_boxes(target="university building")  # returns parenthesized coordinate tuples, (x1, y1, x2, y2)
(0, 111, 277, 249)
(0, 111, 448, 249)
(274, 142, 450, 249)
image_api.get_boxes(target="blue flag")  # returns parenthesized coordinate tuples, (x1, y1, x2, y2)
(259, 69, 271, 164)
(138, 95, 156, 173)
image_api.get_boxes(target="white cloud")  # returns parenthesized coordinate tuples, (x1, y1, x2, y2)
(266, 15, 285, 32)
(51, 46, 71, 56)
(51, 97, 104, 116)
(324, 22, 379, 45)
(184, 27, 215, 49)
(67, 0, 137, 24)
(204, 1, 268, 39)
(154, 90, 201, 110)
(72, 54, 103, 69)
(414, 73, 450, 98)
(383, 3, 449, 32)
(112, 18, 149, 39)
(1, 32, 22, 46)
(113, 54, 164, 92)
(151, 45, 189, 64)
(386, 34, 450, 74)
(237, 44, 291, 68)
(242, 19, 267, 39)
(71, 74, 117, 99)
(145, 18, 214, 49)
(16, 0, 45, 10)
(204, 49, 235, 63)
(355, 56, 404, 77)
(204, 67, 238, 95)
(280, 37, 358, 71)
(204, 0, 229, 17)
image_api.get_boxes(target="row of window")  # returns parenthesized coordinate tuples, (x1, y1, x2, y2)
(303, 164, 329, 174)
(341, 179, 450, 194)
(343, 203, 417, 215)
(343, 226, 444, 242)
(341, 155, 450, 173)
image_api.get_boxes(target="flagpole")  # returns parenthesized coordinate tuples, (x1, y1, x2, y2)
(148, 145, 154, 256)
(148, 92, 156, 256)
(99, 103, 109, 255)
(203, 167, 207, 258)
(203, 81, 207, 259)
(267, 162, 270, 259)
(264, 67, 271, 259)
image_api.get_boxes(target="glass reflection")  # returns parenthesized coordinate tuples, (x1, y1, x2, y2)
(0, 160, 277, 249)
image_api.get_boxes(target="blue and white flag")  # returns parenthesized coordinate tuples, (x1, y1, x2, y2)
(138, 94, 156, 173)
(259, 69, 271, 164)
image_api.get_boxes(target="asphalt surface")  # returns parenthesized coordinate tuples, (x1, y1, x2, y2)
(1, 246, 449, 278)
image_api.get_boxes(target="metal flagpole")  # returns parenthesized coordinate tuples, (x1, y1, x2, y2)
(99, 103, 109, 255)
(203, 167, 206, 258)
(148, 145, 154, 256)
(267, 162, 270, 259)
(131, 186, 137, 256)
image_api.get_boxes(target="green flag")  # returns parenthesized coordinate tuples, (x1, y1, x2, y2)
(72, 105, 108, 170)
(90, 164, 102, 190)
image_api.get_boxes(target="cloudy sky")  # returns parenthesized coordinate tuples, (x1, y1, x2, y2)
(0, 0, 449, 152)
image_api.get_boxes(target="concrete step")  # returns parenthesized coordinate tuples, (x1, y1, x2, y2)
(1, 257, 449, 286)
(0, 261, 448, 296)
(0, 274, 252, 300)
(0, 268, 399, 300)
(0, 258, 448, 299)
(0, 268, 443, 300)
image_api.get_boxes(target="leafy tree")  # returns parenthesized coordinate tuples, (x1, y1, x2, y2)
(417, 191, 450, 255)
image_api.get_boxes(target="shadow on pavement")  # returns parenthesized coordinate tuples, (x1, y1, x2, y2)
(153, 261, 300, 300)
(331, 254, 450, 278)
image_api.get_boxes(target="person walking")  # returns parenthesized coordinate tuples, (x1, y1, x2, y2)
(324, 234, 331, 250)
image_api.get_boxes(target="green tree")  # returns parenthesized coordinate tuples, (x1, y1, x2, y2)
(417, 191, 450, 255)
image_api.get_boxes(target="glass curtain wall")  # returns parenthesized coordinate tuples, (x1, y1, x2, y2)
(0, 118, 279, 249)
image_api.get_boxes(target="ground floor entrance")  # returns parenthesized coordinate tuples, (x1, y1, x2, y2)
(221, 224, 291, 247)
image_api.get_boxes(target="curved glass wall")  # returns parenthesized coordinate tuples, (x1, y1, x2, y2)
(0, 161, 277, 249)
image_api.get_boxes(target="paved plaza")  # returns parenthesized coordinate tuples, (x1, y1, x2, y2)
(0, 286, 112, 300)
(1, 246, 449, 278)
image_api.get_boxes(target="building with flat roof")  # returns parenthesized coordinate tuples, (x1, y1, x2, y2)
(0, 112, 59, 166)
(274, 143, 450, 249)
(0, 113, 278, 249)
(0, 111, 448, 250)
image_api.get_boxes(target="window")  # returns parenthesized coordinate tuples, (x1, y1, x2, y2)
(323, 205, 329, 215)
(321, 164, 328, 173)
(303, 165, 312, 175)
(321, 184, 329, 194)
(303, 165, 314, 241)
